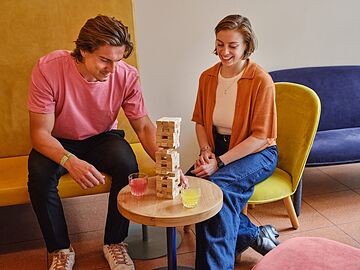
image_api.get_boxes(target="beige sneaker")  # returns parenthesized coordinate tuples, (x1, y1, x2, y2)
(103, 243, 135, 270)
(49, 246, 75, 270)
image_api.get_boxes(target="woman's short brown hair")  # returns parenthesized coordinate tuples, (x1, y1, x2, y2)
(213, 14, 257, 59)
(71, 15, 133, 62)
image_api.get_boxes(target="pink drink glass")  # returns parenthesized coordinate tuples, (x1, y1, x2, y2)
(128, 173, 148, 196)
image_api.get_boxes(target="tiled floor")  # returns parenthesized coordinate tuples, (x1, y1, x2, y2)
(1, 163, 360, 269)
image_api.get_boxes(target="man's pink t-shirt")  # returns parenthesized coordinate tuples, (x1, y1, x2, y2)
(28, 50, 147, 140)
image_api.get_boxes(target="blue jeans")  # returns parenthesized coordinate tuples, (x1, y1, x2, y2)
(28, 130, 138, 252)
(195, 145, 278, 270)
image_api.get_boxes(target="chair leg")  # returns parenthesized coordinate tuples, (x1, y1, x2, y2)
(242, 203, 248, 215)
(283, 196, 299, 229)
(183, 225, 191, 232)
(293, 178, 302, 217)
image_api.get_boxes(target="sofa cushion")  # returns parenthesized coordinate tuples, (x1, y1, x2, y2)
(270, 66, 360, 131)
(0, 143, 154, 207)
(307, 127, 360, 166)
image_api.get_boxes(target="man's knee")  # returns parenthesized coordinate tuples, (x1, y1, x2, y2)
(112, 152, 138, 178)
(99, 137, 138, 175)
(28, 149, 61, 194)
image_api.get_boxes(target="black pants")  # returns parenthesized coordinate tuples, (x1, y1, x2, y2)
(27, 130, 138, 252)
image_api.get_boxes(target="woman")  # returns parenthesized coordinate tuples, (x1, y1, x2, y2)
(190, 14, 280, 269)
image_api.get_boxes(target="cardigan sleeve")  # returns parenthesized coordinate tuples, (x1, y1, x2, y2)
(251, 82, 277, 140)
(191, 76, 205, 125)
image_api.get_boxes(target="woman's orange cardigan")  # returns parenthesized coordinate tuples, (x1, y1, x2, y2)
(191, 59, 277, 153)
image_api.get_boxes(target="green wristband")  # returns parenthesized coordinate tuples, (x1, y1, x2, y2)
(60, 153, 74, 167)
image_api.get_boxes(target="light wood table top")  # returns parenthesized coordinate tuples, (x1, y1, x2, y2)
(117, 176, 223, 228)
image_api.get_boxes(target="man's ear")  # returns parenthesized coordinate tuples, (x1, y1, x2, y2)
(80, 49, 87, 58)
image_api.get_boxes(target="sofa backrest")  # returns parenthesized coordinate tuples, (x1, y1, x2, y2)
(269, 66, 360, 131)
(0, 0, 139, 158)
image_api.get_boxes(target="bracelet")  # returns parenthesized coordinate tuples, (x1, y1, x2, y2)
(60, 153, 74, 167)
(200, 145, 211, 152)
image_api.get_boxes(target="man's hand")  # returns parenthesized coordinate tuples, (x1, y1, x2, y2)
(179, 169, 189, 189)
(64, 156, 105, 189)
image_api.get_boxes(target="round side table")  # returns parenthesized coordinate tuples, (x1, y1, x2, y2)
(118, 176, 223, 270)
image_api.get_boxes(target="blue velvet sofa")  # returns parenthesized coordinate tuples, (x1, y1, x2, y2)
(269, 66, 360, 214)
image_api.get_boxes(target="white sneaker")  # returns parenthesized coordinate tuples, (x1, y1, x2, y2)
(103, 243, 135, 270)
(49, 246, 75, 270)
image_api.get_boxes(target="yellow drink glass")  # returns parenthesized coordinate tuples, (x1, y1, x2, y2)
(181, 187, 201, 208)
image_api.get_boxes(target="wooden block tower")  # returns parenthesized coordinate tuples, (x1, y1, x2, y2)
(155, 117, 182, 199)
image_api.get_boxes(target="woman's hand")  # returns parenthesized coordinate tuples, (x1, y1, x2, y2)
(191, 157, 218, 178)
(196, 149, 215, 167)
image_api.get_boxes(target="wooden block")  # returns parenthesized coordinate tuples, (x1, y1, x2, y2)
(156, 129, 179, 137)
(155, 148, 174, 155)
(156, 165, 179, 175)
(156, 188, 181, 199)
(156, 133, 180, 149)
(155, 171, 181, 199)
(155, 150, 179, 172)
(156, 142, 180, 149)
(156, 117, 181, 135)
(155, 169, 180, 180)
(156, 117, 181, 125)
(156, 133, 179, 142)
(157, 180, 180, 189)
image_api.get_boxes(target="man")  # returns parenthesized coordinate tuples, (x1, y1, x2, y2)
(27, 15, 157, 270)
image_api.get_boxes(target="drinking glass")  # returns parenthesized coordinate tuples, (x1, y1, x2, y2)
(128, 173, 148, 196)
(181, 187, 201, 208)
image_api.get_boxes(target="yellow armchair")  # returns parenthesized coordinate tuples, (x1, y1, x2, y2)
(244, 82, 321, 229)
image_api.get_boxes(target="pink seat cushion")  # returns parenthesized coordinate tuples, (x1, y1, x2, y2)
(252, 237, 360, 270)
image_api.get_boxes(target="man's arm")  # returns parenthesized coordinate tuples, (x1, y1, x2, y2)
(129, 115, 158, 161)
(29, 111, 105, 189)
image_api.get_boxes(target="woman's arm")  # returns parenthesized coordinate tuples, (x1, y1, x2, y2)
(191, 124, 216, 177)
(191, 133, 268, 178)
(195, 123, 215, 165)
(219, 136, 268, 165)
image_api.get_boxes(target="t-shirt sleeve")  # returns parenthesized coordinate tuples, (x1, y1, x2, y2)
(251, 83, 277, 139)
(27, 61, 55, 113)
(122, 72, 148, 119)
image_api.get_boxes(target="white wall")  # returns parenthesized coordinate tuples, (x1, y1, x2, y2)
(133, 0, 360, 168)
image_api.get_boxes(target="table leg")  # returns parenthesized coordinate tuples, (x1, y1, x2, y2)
(154, 227, 194, 270)
(167, 227, 177, 270)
